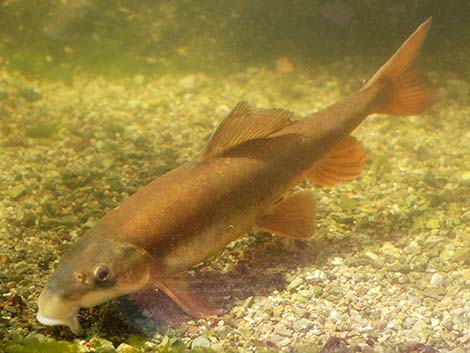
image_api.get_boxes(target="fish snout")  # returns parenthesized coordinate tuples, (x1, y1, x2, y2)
(36, 288, 81, 334)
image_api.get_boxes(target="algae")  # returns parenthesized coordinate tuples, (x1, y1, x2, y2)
(1, 336, 81, 353)
(0, 335, 220, 353)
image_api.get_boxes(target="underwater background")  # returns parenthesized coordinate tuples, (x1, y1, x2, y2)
(0, 1, 468, 352)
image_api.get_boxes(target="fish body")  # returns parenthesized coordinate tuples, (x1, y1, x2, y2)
(37, 18, 436, 334)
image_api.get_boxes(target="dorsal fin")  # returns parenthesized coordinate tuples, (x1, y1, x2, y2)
(202, 101, 293, 159)
(306, 136, 367, 187)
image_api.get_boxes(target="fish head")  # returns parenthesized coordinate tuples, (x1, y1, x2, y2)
(37, 233, 153, 334)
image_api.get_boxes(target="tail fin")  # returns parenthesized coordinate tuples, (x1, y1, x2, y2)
(364, 17, 436, 115)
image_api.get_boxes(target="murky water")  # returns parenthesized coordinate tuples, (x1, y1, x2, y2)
(0, 2, 468, 352)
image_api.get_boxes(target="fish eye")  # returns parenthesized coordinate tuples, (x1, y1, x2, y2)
(93, 264, 110, 282)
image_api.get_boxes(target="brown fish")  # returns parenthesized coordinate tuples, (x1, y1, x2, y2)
(37, 18, 436, 334)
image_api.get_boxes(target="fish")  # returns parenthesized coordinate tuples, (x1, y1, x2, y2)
(37, 18, 436, 334)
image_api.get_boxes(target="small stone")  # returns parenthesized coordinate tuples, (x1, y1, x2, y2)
(404, 317, 415, 329)
(293, 318, 311, 332)
(215, 105, 230, 117)
(269, 334, 290, 347)
(439, 243, 456, 261)
(243, 296, 253, 308)
(381, 242, 401, 258)
(425, 218, 440, 229)
(331, 257, 343, 266)
(159, 336, 170, 346)
(374, 344, 387, 353)
(24, 333, 46, 342)
(272, 305, 283, 317)
(191, 336, 211, 349)
(462, 269, 470, 281)
(387, 263, 411, 274)
(274, 325, 292, 337)
(288, 277, 303, 290)
(430, 273, 445, 287)
(187, 325, 200, 335)
(312, 270, 325, 281)
(312, 286, 323, 297)
(459, 171, 470, 185)
(405, 241, 422, 255)
(371, 320, 386, 330)
(8, 185, 26, 199)
(364, 251, 380, 261)
(298, 289, 312, 299)
(260, 323, 274, 334)
(116, 343, 138, 353)
(90, 337, 115, 353)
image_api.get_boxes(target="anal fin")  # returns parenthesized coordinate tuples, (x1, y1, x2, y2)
(256, 190, 317, 239)
(306, 136, 366, 187)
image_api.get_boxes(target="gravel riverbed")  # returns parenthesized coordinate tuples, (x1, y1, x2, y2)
(0, 59, 468, 352)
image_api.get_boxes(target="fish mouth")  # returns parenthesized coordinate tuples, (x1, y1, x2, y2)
(36, 289, 82, 334)
(36, 309, 81, 334)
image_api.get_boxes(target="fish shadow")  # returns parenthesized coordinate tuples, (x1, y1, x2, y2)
(121, 230, 362, 334)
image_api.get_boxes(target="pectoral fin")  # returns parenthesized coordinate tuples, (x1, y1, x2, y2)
(154, 276, 221, 318)
(256, 190, 317, 239)
(306, 136, 366, 187)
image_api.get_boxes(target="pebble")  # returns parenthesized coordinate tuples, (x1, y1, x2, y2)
(405, 241, 422, 255)
(404, 317, 415, 329)
(363, 251, 382, 268)
(331, 257, 343, 266)
(8, 185, 26, 199)
(380, 242, 401, 258)
(90, 337, 115, 353)
(116, 343, 137, 353)
(187, 325, 200, 335)
(191, 336, 211, 349)
(311, 269, 325, 281)
(459, 171, 470, 185)
(388, 263, 411, 274)
(260, 323, 274, 334)
(215, 104, 231, 117)
(439, 244, 456, 261)
(293, 318, 311, 332)
(430, 273, 445, 287)
(269, 334, 290, 347)
(0, 58, 467, 353)
(274, 325, 292, 337)
(288, 277, 303, 290)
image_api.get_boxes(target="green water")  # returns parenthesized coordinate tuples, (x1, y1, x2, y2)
(1, 1, 468, 79)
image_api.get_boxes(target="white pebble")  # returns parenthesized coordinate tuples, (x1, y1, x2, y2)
(331, 257, 343, 266)
(430, 273, 445, 287)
